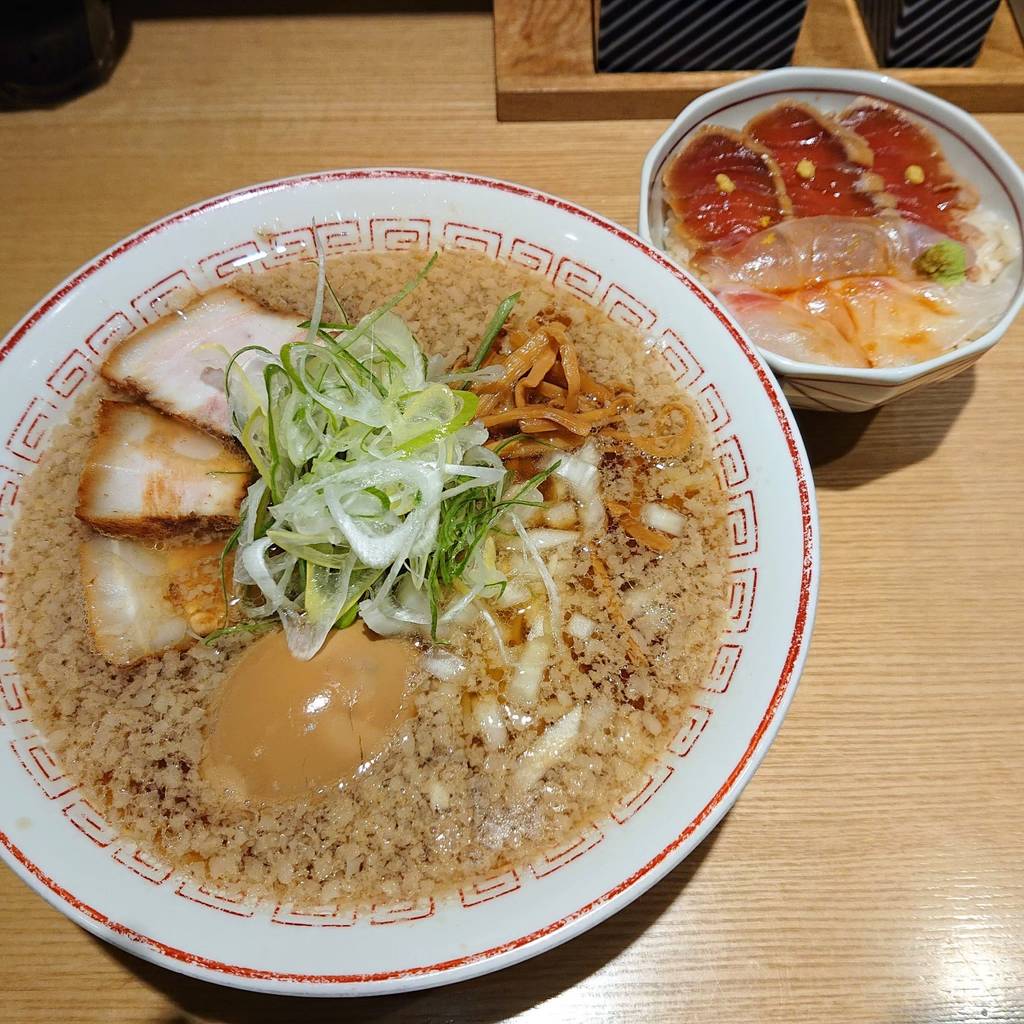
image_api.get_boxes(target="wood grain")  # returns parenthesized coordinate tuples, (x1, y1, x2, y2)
(494, 0, 1024, 120)
(1, 9, 1023, 1024)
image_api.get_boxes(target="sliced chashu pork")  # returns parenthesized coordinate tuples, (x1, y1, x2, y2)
(77, 401, 251, 538)
(81, 535, 229, 666)
(102, 286, 304, 437)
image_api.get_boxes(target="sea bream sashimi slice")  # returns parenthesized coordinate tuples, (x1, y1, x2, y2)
(838, 99, 977, 239)
(662, 126, 792, 251)
(744, 101, 889, 219)
(80, 535, 229, 666)
(102, 286, 305, 437)
(716, 286, 871, 368)
(718, 270, 1016, 369)
(694, 215, 960, 293)
(76, 401, 252, 538)
(793, 275, 1012, 368)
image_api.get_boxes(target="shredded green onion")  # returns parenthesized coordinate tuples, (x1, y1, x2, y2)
(222, 254, 533, 658)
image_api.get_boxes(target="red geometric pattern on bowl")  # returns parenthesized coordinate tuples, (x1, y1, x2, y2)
(369, 898, 436, 925)
(668, 705, 714, 757)
(656, 327, 705, 388)
(610, 763, 676, 825)
(6, 396, 60, 465)
(529, 823, 604, 879)
(0, 213, 761, 934)
(459, 868, 522, 908)
(701, 643, 742, 695)
(10, 736, 77, 800)
(726, 567, 757, 634)
(61, 797, 117, 849)
(0, 664, 27, 717)
(713, 434, 750, 489)
(261, 226, 317, 269)
(130, 269, 197, 324)
(112, 844, 173, 885)
(695, 382, 732, 434)
(552, 256, 601, 300)
(599, 283, 656, 331)
(726, 489, 759, 558)
(175, 879, 255, 918)
(46, 349, 94, 400)
(369, 217, 432, 252)
(84, 311, 134, 359)
(198, 241, 265, 282)
(508, 237, 555, 276)
(0, 462, 23, 517)
(316, 219, 363, 257)
(442, 221, 503, 259)
(272, 903, 358, 928)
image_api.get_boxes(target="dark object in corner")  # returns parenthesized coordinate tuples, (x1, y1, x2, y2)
(0, 1, 129, 110)
(855, 0, 1001, 67)
(594, 0, 808, 73)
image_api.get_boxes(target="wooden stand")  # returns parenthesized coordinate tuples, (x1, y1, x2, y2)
(494, 0, 1024, 120)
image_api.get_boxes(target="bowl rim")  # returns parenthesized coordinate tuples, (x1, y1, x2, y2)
(637, 66, 1024, 385)
(0, 167, 820, 995)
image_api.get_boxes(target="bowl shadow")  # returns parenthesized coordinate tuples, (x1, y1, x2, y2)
(96, 819, 724, 1023)
(794, 366, 976, 489)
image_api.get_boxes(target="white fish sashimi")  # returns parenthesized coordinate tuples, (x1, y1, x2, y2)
(80, 535, 228, 666)
(77, 401, 251, 537)
(694, 216, 957, 293)
(717, 285, 870, 368)
(102, 286, 305, 436)
(719, 272, 1017, 369)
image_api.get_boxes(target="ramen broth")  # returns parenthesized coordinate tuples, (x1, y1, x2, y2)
(9, 250, 729, 907)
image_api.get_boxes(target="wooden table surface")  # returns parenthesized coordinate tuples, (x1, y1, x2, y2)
(2, 8, 1022, 1023)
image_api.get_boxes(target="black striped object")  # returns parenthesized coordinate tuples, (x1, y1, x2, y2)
(595, 0, 807, 73)
(856, 0, 1001, 67)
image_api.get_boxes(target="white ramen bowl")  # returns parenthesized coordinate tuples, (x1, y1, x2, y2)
(638, 68, 1024, 413)
(0, 169, 818, 995)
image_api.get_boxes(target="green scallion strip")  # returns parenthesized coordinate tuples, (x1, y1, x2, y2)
(470, 291, 520, 371)
(217, 524, 241, 630)
(298, 320, 354, 331)
(340, 251, 438, 350)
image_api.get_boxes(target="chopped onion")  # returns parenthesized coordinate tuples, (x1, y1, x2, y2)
(507, 637, 549, 706)
(568, 613, 596, 640)
(576, 440, 601, 466)
(478, 606, 508, 666)
(547, 451, 598, 491)
(523, 528, 579, 552)
(423, 648, 467, 681)
(514, 706, 582, 789)
(512, 514, 560, 639)
(427, 779, 450, 812)
(526, 607, 546, 640)
(474, 695, 508, 749)
(641, 502, 687, 537)
(495, 580, 531, 609)
(545, 501, 577, 529)
(623, 586, 657, 618)
(578, 494, 605, 534)
(545, 441, 604, 535)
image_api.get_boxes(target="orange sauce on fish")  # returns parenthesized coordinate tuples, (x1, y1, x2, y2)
(203, 625, 416, 804)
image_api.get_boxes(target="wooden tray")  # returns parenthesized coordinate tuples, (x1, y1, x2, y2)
(494, 0, 1024, 120)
